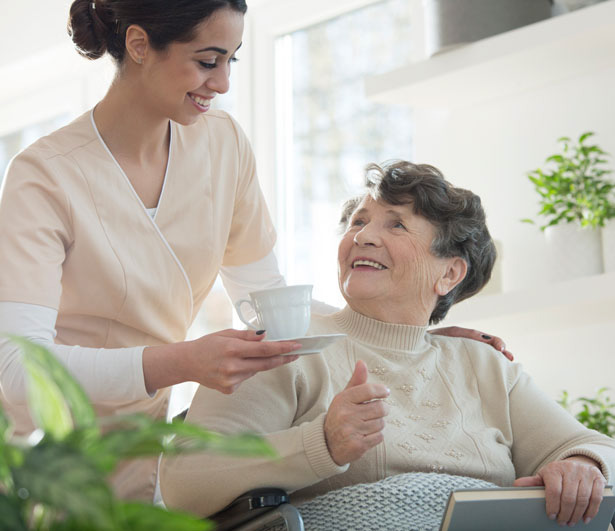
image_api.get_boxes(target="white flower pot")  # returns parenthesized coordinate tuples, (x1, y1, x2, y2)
(602, 219, 615, 273)
(544, 224, 603, 282)
(422, 0, 552, 57)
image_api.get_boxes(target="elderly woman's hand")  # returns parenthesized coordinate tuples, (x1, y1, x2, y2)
(513, 456, 606, 526)
(324, 360, 390, 466)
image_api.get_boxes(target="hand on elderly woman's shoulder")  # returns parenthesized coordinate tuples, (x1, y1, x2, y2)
(429, 326, 514, 361)
(513, 455, 606, 527)
(324, 360, 390, 466)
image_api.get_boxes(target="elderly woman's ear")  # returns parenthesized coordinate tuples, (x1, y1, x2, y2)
(435, 257, 467, 296)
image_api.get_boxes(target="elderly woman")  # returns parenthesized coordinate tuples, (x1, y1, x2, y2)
(161, 161, 615, 527)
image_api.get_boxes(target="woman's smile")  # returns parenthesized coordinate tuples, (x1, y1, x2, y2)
(187, 93, 213, 112)
(351, 258, 388, 271)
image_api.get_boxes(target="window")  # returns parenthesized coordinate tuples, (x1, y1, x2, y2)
(273, 0, 415, 308)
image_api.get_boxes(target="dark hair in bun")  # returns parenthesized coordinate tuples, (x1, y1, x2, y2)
(67, 0, 248, 63)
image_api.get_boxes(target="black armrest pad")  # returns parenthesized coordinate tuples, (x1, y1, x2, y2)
(209, 488, 290, 531)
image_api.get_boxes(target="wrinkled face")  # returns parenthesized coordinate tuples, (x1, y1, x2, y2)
(338, 195, 451, 322)
(140, 8, 244, 125)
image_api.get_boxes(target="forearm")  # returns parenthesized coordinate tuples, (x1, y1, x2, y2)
(510, 372, 615, 481)
(160, 413, 346, 517)
(0, 302, 149, 404)
(142, 341, 192, 394)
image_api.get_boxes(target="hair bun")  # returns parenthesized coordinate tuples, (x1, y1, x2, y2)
(67, 0, 112, 60)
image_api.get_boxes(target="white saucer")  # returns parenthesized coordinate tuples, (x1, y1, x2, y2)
(270, 333, 347, 355)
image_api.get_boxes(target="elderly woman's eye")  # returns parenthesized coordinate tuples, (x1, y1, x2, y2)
(394, 221, 407, 230)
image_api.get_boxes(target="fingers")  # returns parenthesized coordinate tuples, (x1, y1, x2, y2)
(230, 337, 303, 358)
(344, 360, 369, 390)
(429, 326, 514, 360)
(478, 333, 514, 361)
(324, 362, 390, 465)
(502, 349, 514, 361)
(538, 458, 607, 526)
(345, 383, 391, 405)
(563, 471, 606, 526)
(583, 477, 606, 524)
(513, 475, 544, 487)
(216, 328, 263, 340)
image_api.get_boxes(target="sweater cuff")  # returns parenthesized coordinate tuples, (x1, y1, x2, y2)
(302, 412, 349, 479)
(558, 447, 611, 482)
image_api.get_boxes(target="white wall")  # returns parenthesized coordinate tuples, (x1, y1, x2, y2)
(414, 67, 615, 292)
(411, 33, 615, 400)
(0, 1, 73, 68)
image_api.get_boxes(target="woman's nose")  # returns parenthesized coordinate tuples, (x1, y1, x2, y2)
(353, 224, 381, 246)
(207, 64, 231, 94)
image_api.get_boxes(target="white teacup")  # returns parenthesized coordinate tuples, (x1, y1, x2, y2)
(235, 285, 313, 340)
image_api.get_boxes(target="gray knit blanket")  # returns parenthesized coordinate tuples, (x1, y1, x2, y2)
(297, 472, 497, 531)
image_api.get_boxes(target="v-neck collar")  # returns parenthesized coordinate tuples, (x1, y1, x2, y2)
(89, 110, 194, 319)
(89, 109, 172, 216)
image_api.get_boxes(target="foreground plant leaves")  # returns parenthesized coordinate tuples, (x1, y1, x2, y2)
(117, 502, 214, 531)
(12, 441, 116, 529)
(0, 493, 28, 531)
(9, 336, 97, 437)
(1, 336, 277, 530)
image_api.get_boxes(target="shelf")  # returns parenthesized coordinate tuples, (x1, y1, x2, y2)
(365, 0, 615, 108)
(440, 271, 615, 336)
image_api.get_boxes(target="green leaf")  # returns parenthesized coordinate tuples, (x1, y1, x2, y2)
(12, 442, 116, 529)
(524, 132, 615, 229)
(8, 336, 97, 434)
(0, 493, 28, 531)
(579, 131, 595, 143)
(96, 415, 277, 461)
(22, 359, 74, 440)
(118, 502, 213, 531)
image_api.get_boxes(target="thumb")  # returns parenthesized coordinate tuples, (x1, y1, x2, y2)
(513, 475, 544, 487)
(345, 360, 368, 390)
(217, 329, 266, 341)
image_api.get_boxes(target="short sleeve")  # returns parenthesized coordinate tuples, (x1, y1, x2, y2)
(221, 117, 276, 266)
(0, 151, 73, 309)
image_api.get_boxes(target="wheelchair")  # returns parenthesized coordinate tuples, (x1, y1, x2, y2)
(210, 487, 303, 531)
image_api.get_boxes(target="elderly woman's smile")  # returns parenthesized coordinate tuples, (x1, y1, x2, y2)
(337, 196, 461, 325)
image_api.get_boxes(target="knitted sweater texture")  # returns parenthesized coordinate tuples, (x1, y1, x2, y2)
(160, 306, 615, 517)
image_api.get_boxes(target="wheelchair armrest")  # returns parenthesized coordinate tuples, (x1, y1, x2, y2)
(209, 488, 290, 531)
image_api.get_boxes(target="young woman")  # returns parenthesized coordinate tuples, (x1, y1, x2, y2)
(0, 0, 509, 501)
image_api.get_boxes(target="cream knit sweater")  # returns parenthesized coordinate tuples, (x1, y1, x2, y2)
(160, 306, 615, 517)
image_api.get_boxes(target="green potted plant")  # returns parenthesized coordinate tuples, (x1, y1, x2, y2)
(0, 336, 275, 530)
(558, 387, 615, 438)
(523, 132, 615, 281)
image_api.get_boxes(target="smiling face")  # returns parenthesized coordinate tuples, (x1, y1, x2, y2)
(338, 195, 466, 324)
(130, 8, 244, 126)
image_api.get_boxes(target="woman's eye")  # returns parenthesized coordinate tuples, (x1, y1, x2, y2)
(351, 219, 365, 227)
(199, 57, 238, 70)
(393, 221, 406, 230)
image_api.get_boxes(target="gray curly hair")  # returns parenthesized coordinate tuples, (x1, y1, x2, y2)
(339, 160, 496, 324)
